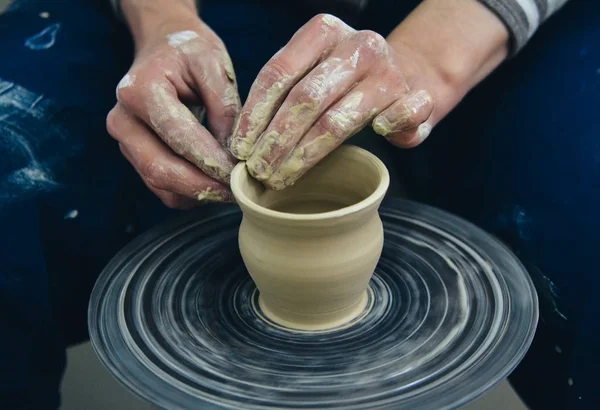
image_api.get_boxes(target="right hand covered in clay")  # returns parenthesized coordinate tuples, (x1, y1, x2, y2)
(107, 0, 240, 208)
(229, 1, 510, 191)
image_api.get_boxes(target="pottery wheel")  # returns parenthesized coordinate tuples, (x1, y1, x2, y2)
(89, 198, 538, 410)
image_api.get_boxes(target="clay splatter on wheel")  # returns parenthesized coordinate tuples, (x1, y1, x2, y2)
(89, 199, 537, 410)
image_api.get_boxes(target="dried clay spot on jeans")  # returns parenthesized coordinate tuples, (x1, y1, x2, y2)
(0, 79, 81, 203)
(24, 23, 61, 50)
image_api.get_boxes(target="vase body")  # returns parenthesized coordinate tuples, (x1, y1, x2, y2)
(231, 145, 389, 331)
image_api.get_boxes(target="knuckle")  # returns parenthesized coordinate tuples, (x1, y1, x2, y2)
(218, 90, 241, 119)
(105, 107, 123, 139)
(298, 78, 322, 101)
(115, 83, 137, 107)
(355, 30, 388, 54)
(323, 107, 363, 136)
(384, 72, 409, 97)
(315, 13, 342, 27)
(207, 32, 227, 51)
(311, 13, 354, 39)
(143, 160, 168, 190)
(357, 30, 385, 45)
(261, 58, 294, 84)
(221, 103, 241, 119)
(321, 112, 345, 135)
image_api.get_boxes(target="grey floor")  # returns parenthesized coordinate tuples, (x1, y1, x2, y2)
(61, 342, 528, 410)
(1, 1, 528, 408)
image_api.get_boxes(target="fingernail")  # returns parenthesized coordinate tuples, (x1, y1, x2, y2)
(229, 137, 253, 160)
(264, 177, 287, 191)
(373, 90, 434, 136)
(405, 90, 433, 117)
(196, 187, 233, 203)
(417, 122, 432, 142)
(372, 115, 394, 137)
(393, 90, 433, 132)
(246, 157, 272, 180)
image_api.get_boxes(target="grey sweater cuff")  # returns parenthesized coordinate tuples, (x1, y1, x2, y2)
(478, 0, 569, 54)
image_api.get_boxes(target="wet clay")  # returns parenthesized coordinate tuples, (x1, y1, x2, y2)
(230, 145, 390, 331)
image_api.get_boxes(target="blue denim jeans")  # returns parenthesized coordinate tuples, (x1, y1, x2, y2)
(0, 0, 598, 409)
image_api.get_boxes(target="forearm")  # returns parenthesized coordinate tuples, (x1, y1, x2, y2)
(386, 0, 509, 126)
(385, 0, 570, 125)
(117, 0, 200, 49)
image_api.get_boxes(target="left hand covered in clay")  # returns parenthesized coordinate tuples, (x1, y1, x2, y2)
(228, 14, 435, 190)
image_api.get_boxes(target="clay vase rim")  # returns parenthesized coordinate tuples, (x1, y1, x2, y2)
(230, 145, 390, 222)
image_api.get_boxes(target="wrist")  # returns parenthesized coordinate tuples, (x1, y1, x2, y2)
(386, 0, 509, 122)
(120, 0, 199, 51)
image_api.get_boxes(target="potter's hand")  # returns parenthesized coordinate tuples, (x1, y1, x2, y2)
(230, 0, 510, 190)
(107, 0, 239, 208)
(228, 14, 434, 190)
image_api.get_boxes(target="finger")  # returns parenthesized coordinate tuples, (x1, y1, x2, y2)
(246, 30, 389, 181)
(145, 182, 201, 210)
(265, 80, 389, 190)
(229, 14, 355, 160)
(118, 58, 199, 105)
(120, 145, 200, 209)
(119, 142, 199, 209)
(150, 188, 200, 210)
(107, 104, 234, 203)
(372, 89, 434, 148)
(119, 141, 234, 204)
(172, 32, 241, 146)
(116, 77, 237, 184)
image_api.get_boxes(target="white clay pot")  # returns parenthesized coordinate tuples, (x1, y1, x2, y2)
(230, 145, 390, 331)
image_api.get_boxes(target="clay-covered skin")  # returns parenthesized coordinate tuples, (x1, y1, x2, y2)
(231, 146, 389, 331)
(228, 14, 434, 191)
(107, 5, 240, 208)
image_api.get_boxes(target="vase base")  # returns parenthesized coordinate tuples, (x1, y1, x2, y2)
(255, 289, 373, 332)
